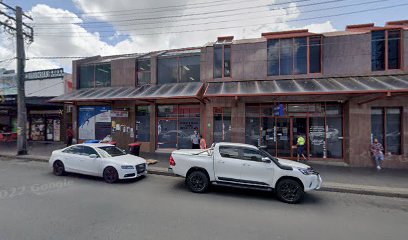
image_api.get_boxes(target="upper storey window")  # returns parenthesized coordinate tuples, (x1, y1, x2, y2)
(267, 36, 321, 76)
(137, 59, 151, 85)
(79, 64, 111, 88)
(372, 30, 401, 71)
(157, 53, 200, 84)
(214, 44, 231, 78)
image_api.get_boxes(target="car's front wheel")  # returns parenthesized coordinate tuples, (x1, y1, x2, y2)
(53, 160, 65, 176)
(276, 178, 304, 204)
(103, 167, 119, 183)
(186, 171, 209, 193)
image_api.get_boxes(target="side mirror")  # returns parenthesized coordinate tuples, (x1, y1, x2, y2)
(262, 157, 271, 163)
(89, 154, 98, 159)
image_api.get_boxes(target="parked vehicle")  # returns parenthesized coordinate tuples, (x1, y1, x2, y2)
(49, 143, 147, 183)
(169, 142, 322, 203)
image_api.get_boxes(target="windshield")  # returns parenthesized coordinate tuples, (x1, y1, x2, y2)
(97, 146, 127, 157)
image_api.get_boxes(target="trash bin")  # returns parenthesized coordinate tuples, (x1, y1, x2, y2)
(128, 142, 142, 156)
(84, 140, 100, 143)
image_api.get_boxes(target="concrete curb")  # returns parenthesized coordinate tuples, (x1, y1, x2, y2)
(2, 154, 408, 199)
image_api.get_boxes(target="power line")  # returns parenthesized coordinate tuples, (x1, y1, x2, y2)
(32, 0, 320, 26)
(33, 0, 350, 30)
(33, 0, 389, 34)
(34, 4, 408, 38)
(33, 0, 310, 19)
(34, 0, 294, 19)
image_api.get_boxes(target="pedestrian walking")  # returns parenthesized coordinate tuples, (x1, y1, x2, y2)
(297, 134, 307, 161)
(191, 128, 200, 149)
(370, 138, 384, 170)
(200, 135, 207, 149)
(66, 126, 74, 147)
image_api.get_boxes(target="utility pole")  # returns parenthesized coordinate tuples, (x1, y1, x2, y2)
(0, 1, 33, 155)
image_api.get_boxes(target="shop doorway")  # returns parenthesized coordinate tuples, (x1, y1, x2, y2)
(292, 117, 308, 159)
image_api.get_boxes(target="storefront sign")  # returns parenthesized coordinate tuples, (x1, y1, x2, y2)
(111, 110, 129, 118)
(25, 68, 64, 81)
(0, 95, 16, 104)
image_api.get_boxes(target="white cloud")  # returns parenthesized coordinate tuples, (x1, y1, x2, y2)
(0, 0, 336, 73)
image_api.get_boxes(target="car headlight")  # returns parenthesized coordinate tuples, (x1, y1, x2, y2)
(298, 168, 318, 175)
(121, 165, 135, 170)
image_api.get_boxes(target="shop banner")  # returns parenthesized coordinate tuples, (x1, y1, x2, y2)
(79, 106, 111, 140)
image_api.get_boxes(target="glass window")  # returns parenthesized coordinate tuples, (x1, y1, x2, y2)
(386, 108, 401, 155)
(157, 105, 200, 149)
(371, 107, 401, 155)
(213, 107, 232, 143)
(388, 30, 400, 70)
(279, 38, 293, 75)
(157, 105, 178, 118)
(267, 39, 279, 76)
(294, 37, 307, 74)
(136, 106, 150, 142)
(137, 59, 151, 85)
(62, 145, 82, 154)
(98, 146, 126, 157)
(214, 45, 223, 78)
(158, 58, 178, 84)
(371, 108, 385, 147)
(326, 116, 343, 158)
(179, 55, 200, 82)
(309, 117, 325, 158)
(245, 105, 260, 147)
(224, 45, 231, 77)
(371, 31, 385, 71)
(219, 146, 240, 159)
(309, 37, 321, 73)
(82, 146, 99, 156)
(241, 148, 263, 162)
(95, 64, 111, 87)
(79, 65, 94, 88)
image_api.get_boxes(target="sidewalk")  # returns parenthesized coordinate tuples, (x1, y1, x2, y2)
(1, 142, 408, 198)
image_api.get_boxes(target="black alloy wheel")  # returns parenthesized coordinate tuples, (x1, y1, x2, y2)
(186, 171, 209, 193)
(53, 161, 65, 176)
(103, 167, 119, 183)
(276, 179, 304, 204)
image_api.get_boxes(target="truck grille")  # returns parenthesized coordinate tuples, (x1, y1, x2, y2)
(136, 163, 146, 174)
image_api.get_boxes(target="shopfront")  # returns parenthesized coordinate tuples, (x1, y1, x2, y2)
(245, 103, 343, 160)
(28, 110, 62, 141)
(157, 104, 200, 149)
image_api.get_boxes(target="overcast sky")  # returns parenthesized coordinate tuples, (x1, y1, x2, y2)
(0, 0, 407, 73)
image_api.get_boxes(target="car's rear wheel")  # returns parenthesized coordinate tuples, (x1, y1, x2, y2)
(186, 171, 209, 193)
(53, 161, 65, 176)
(103, 167, 119, 183)
(276, 179, 304, 204)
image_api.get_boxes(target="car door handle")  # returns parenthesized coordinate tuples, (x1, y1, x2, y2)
(218, 161, 225, 163)
(243, 163, 251, 166)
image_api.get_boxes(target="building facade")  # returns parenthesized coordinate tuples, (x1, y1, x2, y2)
(53, 20, 408, 168)
(0, 68, 71, 142)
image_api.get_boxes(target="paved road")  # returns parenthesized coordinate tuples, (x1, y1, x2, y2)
(0, 159, 407, 240)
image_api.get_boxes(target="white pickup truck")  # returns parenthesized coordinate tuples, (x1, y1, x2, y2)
(169, 142, 322, 203)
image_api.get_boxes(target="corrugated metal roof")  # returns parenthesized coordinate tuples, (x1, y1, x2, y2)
(204, 75, 408, 97)
(50, 82, 204, 102)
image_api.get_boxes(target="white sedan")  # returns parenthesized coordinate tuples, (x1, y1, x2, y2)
(49, 143, 147, 183)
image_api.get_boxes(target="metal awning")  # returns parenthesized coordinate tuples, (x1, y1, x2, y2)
(204, 75, 408, 97)
(50, 82, 203, 102)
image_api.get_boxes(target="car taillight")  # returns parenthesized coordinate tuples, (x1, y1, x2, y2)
(169, 155, 176, 166)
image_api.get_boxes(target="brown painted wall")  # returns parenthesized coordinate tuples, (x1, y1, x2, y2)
(111, 58, 136, 87)
(111, 101, 135, 150)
